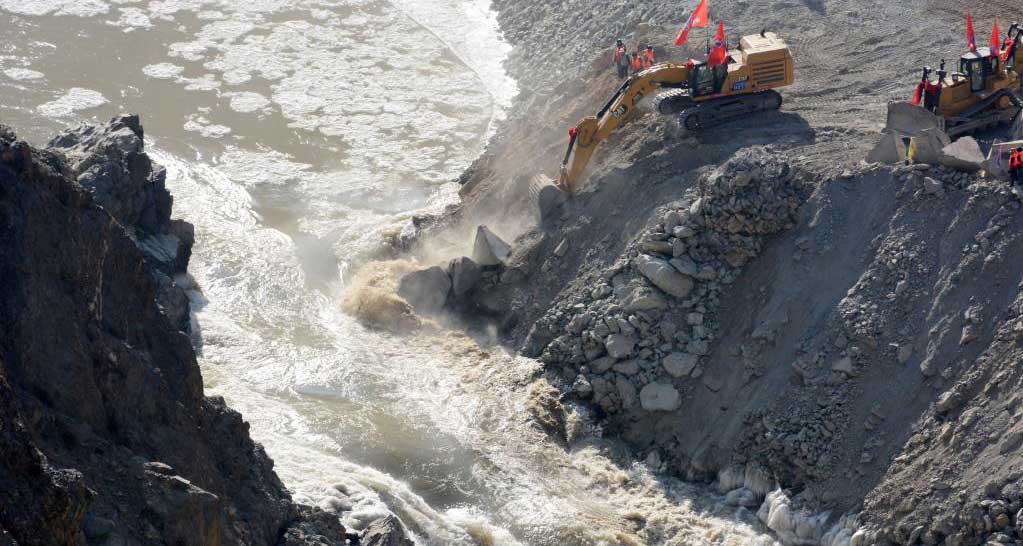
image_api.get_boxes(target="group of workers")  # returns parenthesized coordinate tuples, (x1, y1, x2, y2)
(612, 39, 656, 79)
(1010, 146, 1023, 186)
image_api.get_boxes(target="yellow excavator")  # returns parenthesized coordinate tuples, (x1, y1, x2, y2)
(885, 22, 1022, 138)
(550, 31, 794, 193)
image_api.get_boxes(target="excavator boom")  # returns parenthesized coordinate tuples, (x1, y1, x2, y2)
(553, 31, 794, 193)
(557, 65, 690, 192)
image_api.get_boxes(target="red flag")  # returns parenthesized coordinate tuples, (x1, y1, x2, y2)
(966, 13, 977, 52)
(911, 82, 925, 105)
(674, 0, 708, 46)
(707, 21, 728, 66)
(990, 21, 1001, 57)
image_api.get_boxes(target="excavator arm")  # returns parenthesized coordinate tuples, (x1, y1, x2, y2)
(557, 64, 691, 192)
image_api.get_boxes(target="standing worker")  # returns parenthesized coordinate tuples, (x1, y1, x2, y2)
(643, 45, 656, 67)
(630, 52, 643, 74)
(612, 39, 628, 78)
(1010, 147, 1023, 188)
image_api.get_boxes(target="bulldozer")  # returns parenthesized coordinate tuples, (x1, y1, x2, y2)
(885, 22, 1023, 138)
(546, 30, 794, 194)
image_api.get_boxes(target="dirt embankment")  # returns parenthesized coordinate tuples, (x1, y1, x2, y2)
(405, 1, 1023, 545)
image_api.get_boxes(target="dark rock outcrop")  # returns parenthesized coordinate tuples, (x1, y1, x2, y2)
(0, 117, 342, 545)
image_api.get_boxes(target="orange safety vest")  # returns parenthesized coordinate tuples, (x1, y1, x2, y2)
(613, 46, 624, 62)
(644, 49, 655, 64)
(630, 55, 642, 71)
(1010, 150, 1021, 170)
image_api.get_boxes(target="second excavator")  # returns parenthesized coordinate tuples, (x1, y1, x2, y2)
(549, 30, 794, 193)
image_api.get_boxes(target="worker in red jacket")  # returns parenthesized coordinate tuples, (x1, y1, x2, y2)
(630, 52, 643, 74)
(1010, 147, 1023, 186)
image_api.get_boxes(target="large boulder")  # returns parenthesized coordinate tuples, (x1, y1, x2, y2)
(662, 352, 699, 378)
(605, 334, 636, 359)
(362, 515, 414, 546)
(634, 255, 693, 299)
(866, 131, 907, 164)
(620, 283, 668, 311)
(472, 225, 512, 266)
(908, 128, 951, 165)
(397, 266, 451, 315)
(447, 256, 481, 297)
(639, 382, 681, 412)
(938, 136, 985, 172)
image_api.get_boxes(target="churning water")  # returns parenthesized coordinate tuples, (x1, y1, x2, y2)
(0, 1, 781, 544)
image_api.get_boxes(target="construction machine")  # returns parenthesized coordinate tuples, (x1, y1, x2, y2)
(885, 22, 1023, 138)
(549, 31, 794, 193)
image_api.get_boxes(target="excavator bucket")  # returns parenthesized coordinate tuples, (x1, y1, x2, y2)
(529, 174, 568, 225)
(884, 101, 946, 137)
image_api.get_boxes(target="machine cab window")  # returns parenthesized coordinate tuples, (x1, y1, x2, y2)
(688, 61, 729, 97)
(959, 51, 989, 93)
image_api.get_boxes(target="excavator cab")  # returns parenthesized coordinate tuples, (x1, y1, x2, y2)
(960, 50, 990, 93)
(687, 61, 728, 97)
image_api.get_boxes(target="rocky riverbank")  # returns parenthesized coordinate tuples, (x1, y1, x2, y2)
(0, 116, 409, 546)
(382, 0, 1023, 545)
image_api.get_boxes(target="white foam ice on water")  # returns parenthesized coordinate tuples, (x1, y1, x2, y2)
(142, 62, 185, 80)
(36, 87, 108, 117)
(0, 0, 109, 16)
(225, 91, 272, 114)
(110, 6, 152, 30)
(183, 114, 232, 138)
(4, 67, 45, 80)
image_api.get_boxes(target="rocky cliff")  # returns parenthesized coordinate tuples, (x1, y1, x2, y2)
(0, 116, 346, 546)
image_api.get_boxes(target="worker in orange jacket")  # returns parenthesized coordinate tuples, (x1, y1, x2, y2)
(643, 45, 655, 67)
(630, 52, 643, 74)
(612, 39, 629, 79)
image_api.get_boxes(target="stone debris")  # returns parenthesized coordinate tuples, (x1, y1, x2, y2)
(530, 149, 807, 416)
(908, 128, 951, 165)
(448, 256, 481, 297)
(397, 266, 451, 315)
(639, 382, 681, 411)
(361, 515, 414, 546)
(634, 254, 694, 298)
(938, 136, 985, 172)
(472, 225, 512, 266)
(866, 131, 907, 165)
(662, 352, 699, 378)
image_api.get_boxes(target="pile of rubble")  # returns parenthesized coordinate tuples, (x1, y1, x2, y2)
(524, 148, 809, 415)
(393, 225, 515, 320)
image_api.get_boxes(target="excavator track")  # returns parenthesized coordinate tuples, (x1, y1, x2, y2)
(944, 89, 1023, 137)
(679, 90, 783, 132)
(653, 88, 694, 115)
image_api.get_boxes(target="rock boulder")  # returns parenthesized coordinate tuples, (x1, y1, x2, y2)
(398, 267, 452, 315)
(640, 382, 681, 412)
(634, 255, 693, 299)
(472, 225, 512, 266)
